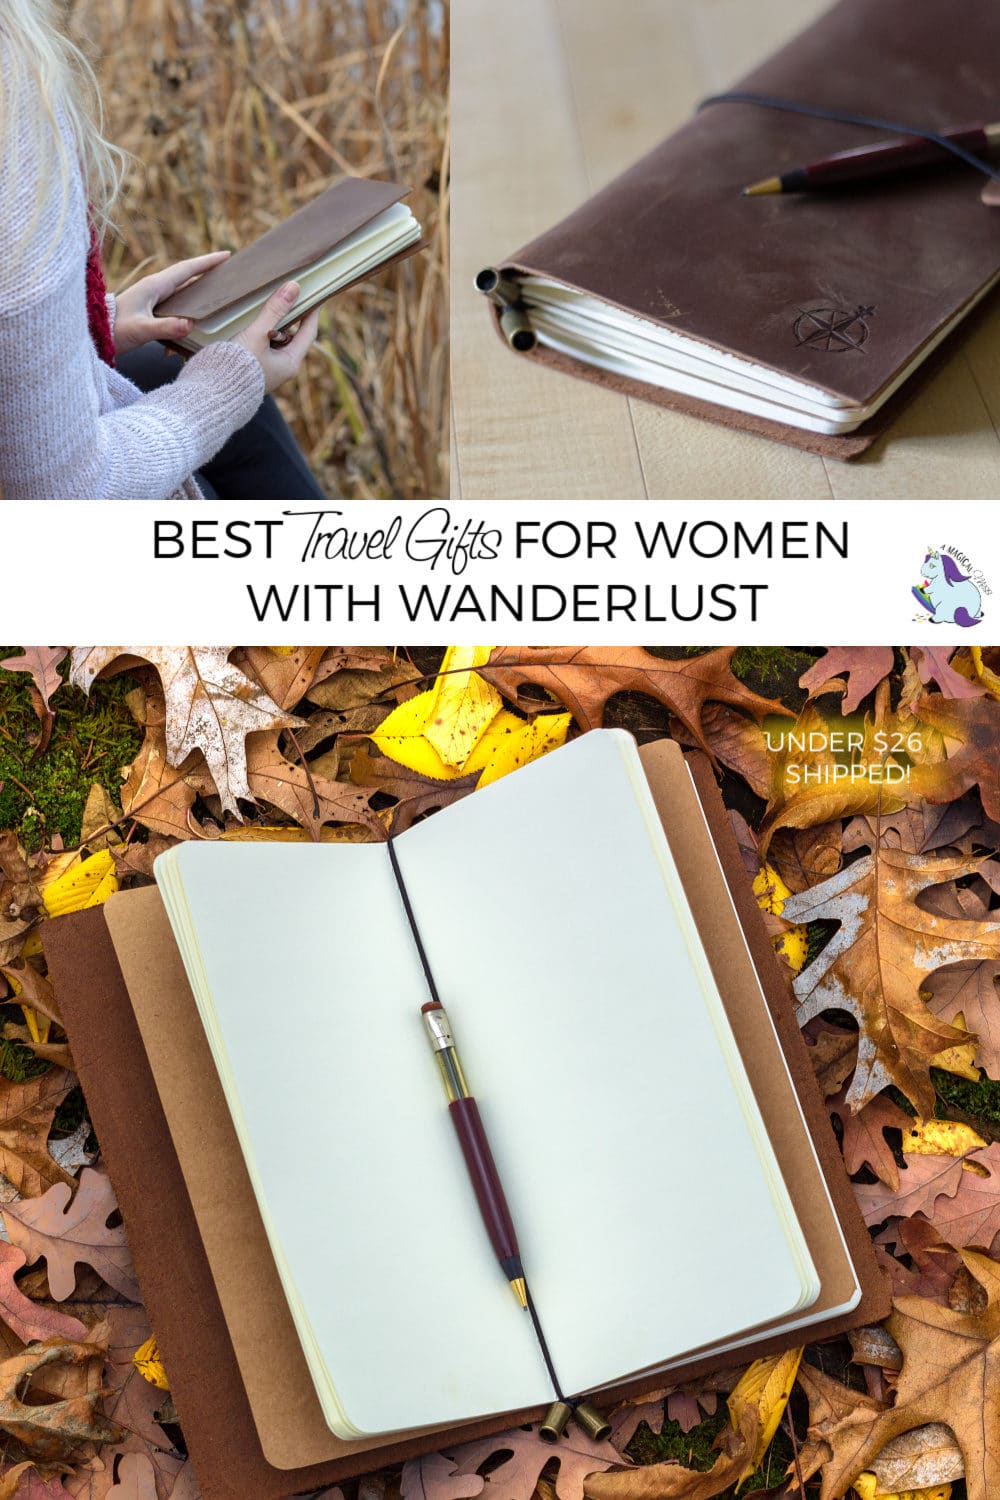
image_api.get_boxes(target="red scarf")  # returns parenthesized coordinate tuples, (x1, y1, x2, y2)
(85, 224, 116, 367)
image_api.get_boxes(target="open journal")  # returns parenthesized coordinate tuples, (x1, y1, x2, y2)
(479, 0, 1000, 455)
(151, 731, 860, 1442)
(157, 177, 423, 352)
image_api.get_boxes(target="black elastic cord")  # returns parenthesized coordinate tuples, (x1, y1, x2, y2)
(385, 829, 569, 1409)
(699, 91, 1000, 182)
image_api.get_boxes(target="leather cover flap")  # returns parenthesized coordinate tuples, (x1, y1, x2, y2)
(158, 177, 409, 319)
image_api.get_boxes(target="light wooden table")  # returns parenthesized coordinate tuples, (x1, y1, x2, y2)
(451, 0, 1000, 499)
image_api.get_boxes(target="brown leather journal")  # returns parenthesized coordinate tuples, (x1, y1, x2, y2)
(480, 0, 1000, 459)
(41, 745, 886, 1500)
(157, 177, 424, 350)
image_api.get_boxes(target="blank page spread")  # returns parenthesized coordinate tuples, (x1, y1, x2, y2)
(154, 730, 818, 1439)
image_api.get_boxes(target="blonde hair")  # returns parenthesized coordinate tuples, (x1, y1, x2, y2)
(0, 0, 126, 242)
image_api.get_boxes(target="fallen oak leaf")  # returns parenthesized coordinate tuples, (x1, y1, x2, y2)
(923, 962, 1000, 1078)
(3, 1169, 140, 1304)
(245, 730, 381, 839)
(0, 650, 67, 718)
(70, 648, 301, 819)
(854, 1152, 968, 1230)
(0, 1466, 75, 1499)
(912, 647, 986, 700)
(484, 647, 790, 763)
(784, 850, 1000, 1116)
(0, 1245, 86, 1344)
(908, 695, 1000, 823)
(102, 1453, 157, 1499)
(0, 1338, 121, 1462)
(799, 648, 896, 714)
(447, 1423, 623, 1500)
(815, 1250, 1000, 1500)
(231, 646, 327, 711)
(829, 1088, 912, 1190)
(0, 1072, 75, 1198)
(401, 1453, 485, 1500)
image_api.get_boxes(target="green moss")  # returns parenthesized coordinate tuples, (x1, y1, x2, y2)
(0, 653, 142, 850)
(626, 1411, 728, 1471)
(933, 1070, 1000, 1127)
(0, 1031, 50, 1083)
(625, 1410, 791, 1493)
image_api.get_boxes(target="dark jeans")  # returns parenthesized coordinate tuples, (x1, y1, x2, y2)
(118, 343, 326, 500)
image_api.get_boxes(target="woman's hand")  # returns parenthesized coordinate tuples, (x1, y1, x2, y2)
(113, 250, 233, 355)
(230, 282, 321, 393)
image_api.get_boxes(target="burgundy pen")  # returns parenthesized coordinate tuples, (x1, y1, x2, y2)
(744, 120, 1000, 195)
(421, 1000, 528, 1309)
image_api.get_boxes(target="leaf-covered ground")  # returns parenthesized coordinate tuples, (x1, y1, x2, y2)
(0, 644, 998, 1500)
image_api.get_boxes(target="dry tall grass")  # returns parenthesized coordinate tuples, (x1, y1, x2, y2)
(65, 0, 449, 499)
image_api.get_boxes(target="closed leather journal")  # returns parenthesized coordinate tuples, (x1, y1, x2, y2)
(41, 739, 886, 1500)
(157, 177, 423, 350)
(478, 0, 1000, 458)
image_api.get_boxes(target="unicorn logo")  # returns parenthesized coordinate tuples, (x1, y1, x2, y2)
(913, 548, 984, 628)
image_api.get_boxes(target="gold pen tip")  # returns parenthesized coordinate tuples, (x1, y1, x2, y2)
(743, 176, 783, 196)
(510, 1276, 528, 1309)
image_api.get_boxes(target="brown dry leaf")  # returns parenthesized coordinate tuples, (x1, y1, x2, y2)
(799, 648, 897, 714)
(793, 1361, 883, 1487)
(757, 703, 910, 854)
(0, 1338, 121, 1461)
(866, 1423, 964, 1494)
(0, 1244, 86, 1345)
(231, 646, 327, 710)
(909, 696, 1000, 822)
(446, 1424, 622, 1500)
(1, 1027, 74, 1073)
(829, 1088, 911, 1189)
(923, 962, 1000, 1078)
(78, 788, 123, 852)
(768, 822, 844, 894)
(101, 1453, 157, 1499)
(0, 650, 67, 716)
(306, 656, 419, 712)
(913, 647, 986, 701)
(96, 1306, 171, 1456)
(855, 1152, 968, 1230)
(584, 1404, 758, 1500)
(1, 966, 62, 1029)
(4, 1169, 140, 1304)
(0, 834, 44, 965)
(350, 748, 477, 832)
(843, 797, 984, 858)
(803, 1022, 859, 1099)
(816, 1250, 1000, 1500)
(484, 648, 789, 762)
(671, 705, 774, 797)
(784, 850, 1000, 1115)
(0, 1465, 75, 1499)
(400, 1454, 484, 1500)
(119, 722, 206, 844)
(877, 1144, 1000, 1253)
(0, 1071, 75, 1198)
(245, 730, 381, 840)
(70, 648, 301, 818)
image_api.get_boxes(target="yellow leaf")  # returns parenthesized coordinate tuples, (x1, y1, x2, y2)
(931, 1013, 980, 1082)
(963, 647, 1000, 700)
(133, 1334, 170, 1391)
(371, 689, 462, 780)
(471, 713, 572, 788)
(752, 863, 809, 975)
(727, 1345, 803, 1484)
(267, 647, 297, 656)
(40, 848, 118, 918)
(903, 1118, 986, 1157)
(372, 648, 501, 778)
(423, 646, 501, 770)
(854, 1476, 951, 1500)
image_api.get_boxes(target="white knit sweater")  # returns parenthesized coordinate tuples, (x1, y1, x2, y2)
(0, 59, 266, 499)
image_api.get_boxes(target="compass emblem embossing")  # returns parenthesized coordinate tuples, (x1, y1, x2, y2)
(793, 304, 875, 353)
